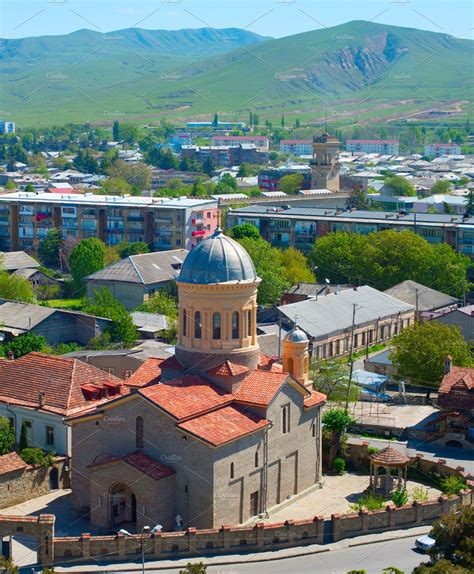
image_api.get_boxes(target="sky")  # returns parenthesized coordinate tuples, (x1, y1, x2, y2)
(1, 0, 473, 40)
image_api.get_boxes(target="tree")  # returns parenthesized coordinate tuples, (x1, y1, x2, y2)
(24, 183, 35, 193)
(465, 189, 474, 216)
(119, 123, 140, 145)
(311, 359, 359, 402)
(73, 149, 99, 174)
(38, 228, 63, 268)
(202, 156, 215, 177)
(118, 241, 149, 259)
(384, 175, 416, 197)
(215, 173, 237, 193)
(19, 420, 29, 451)
(281, 113, 285, 128)
(4, 332, 46, 358)
(413, 505, 474, 573)
(69, 237, 106, 293)
(322, 408, 355, 467)
(99, 177, 132, 196)
(86, 288, 137, 347)
(346, 188, 368, 210)
(230, 223, 260, 241)
(279, 173, 304, 194)
(107, 161, 152, 193)
(0, 417, 15, 455)
(430, 180, 453, 195)
(253, 114, 260, 127)
(212, 113, 219, 127)
(295, 118, 301, 128)
(136, 289, 178, 318)
(281, 247, 316, 284)
(237, 163, 251, 177)
(112, 121, 120, 141)
(179, 563, 207, 574)
(0, 271, 35, 302)
(390, 323, 472, 390)
(0, 556, 19, 574)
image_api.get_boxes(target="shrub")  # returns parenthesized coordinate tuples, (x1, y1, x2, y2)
(20, 448, 56, 467)
(350, 493, 386, 512)
(440, 475, 467, 496)
(392, 489, 408, 507)
(368, 446, 380, 456)
(411, 485, 429, 502)
(332, 457, 346, 474)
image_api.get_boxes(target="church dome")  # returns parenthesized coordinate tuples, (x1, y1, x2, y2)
(178, 228, 258, 284)
(284, 328, 308, 343)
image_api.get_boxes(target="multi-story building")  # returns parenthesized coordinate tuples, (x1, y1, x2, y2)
(181, 144, 268, 166)
(424, 143, 462, 158)
(0, 192, 219, 253)
(279, 139, 313, 156)
(227, 205, 474, 257)
(0, 121, 15, 134)
(211, 135, 269, 151)
(258, 165, 312, 191)
(186, 121, 246, 130)
(346, 139, 399, 155)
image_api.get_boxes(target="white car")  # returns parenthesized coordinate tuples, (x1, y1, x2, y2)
(415, 534, 436, 552)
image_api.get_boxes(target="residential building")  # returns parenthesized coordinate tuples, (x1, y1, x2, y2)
(86, 249, 188, 310)
(0, 192, 219, 252)
(12, 268, 63, 299)
(0, 121, 15, 134)
(276, 285, 415, 360)
(211, 135, 269, 151)
(424, 143, 461, 158)
(181, 144, 268, 166)
(227, 205, 474, 257)
(68, 230, 326, 531)
(279, 140, 313, 156)
(186, 121, 246, 130)
(434, 305, 474, 347)
(346, 140, 399, 155)
(310, 133, 340, 191)
(0, 250, 39, 272)
(0, 352, 125, 455)
(414, 194, 467, 215)
(384, 280, 459, 316)
(258, 165, 312, 191)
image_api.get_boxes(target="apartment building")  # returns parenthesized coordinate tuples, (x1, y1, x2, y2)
(258, 165, 312, 191)
(0, 121, 15, 134)
(181, 144, 268, 166)
(211, 135, 269, 151)
(227, 205, 474, 257)
(424, 143, 462, 158)
(0, 192, 219, 253)
(279, 139, 313, 156)
(346, 139, 399, 155)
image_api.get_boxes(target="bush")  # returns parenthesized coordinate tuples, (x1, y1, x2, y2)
(20, 448, 56, 467)
(368, 446, 380, 456)
(440, 475, 466, 496)
(350, 493, 386, 512)
(411, 486, 429, 503)
(332, 457, 346, 474)
(392, 489, 408, 507)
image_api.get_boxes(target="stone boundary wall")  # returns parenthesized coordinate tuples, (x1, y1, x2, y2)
(0, 514, 55, 565)
(0, 457, 69, 510)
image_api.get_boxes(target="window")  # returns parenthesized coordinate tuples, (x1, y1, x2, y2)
(8, 417, 14, 431)
(255, 452, 259, 467)
(247, 309, 252, 336)
(311, 420, 316, 438)
(136, 416, 144, 449)
(282, 404, 290, 434)
(183, 309, 187, 337)
(213, 312, 221, 339)
(103, 368, 115, 375)
(230, 462, 235, 479)
(176, 239, 181, 246)
(232, 311, 239, 339)
(194, 311, 201, 338)
(46, 425, 55, 446)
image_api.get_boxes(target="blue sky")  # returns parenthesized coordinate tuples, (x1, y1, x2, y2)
(2, 0, 472, 39)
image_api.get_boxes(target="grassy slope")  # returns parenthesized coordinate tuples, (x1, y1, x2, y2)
(1, 21, 472, 127)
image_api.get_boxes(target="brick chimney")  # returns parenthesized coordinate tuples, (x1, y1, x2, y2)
(7, 351, 14, 360)
(444, 355, 453, 375)
(38, 391, 46, 408)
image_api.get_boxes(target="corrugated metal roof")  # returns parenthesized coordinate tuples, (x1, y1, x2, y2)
(278, 285, 414, 340)
(384, 280, 458, 311)
(0, 301, 55, 330)
(1, 251, 39, 271)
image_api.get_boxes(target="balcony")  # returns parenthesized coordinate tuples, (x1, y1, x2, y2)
(127, 215, 144, 222)
(62, 219, 78, 229)
(192, 230, 206, 237)
(192, 218, 204, 225)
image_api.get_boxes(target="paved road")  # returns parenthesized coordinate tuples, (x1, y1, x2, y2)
(150, 535, 427, 574)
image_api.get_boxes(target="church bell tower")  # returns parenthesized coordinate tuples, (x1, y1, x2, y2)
(310, 132, 340, 191)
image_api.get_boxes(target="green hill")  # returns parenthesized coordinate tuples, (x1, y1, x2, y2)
(1, 21, 472, 127)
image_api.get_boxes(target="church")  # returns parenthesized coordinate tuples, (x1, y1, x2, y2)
(69, 229, 326, 532)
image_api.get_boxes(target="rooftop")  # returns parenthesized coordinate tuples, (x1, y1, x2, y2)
(384, 280, 459, 312)
(370, 445, 410, 467)
(1, 251, 39, 272)
(88, 451, 175, 481)
(0, 452, 28, 475)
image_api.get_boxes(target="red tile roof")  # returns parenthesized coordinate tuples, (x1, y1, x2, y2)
(233, 370, 289, 407)
(160, 355, 185, 371)
(438, 366, 474, 411)
(177, 405, 269, 446)
(304, 390, 327, 408)
(126, 358, 164, 388)
(139, 375, 233, 421)
(439, 366, 474, 393)
(0, 452, 28, 475)
(88, 451, 174, 481)
(207, 360, 249, 378)
(0, 352, 125, 416)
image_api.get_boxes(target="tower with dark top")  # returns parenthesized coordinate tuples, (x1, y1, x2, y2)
(310, 132, 340, 191)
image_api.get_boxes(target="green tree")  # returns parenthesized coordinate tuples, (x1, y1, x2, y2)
(0, 556, 19, 574)
(118, 241, 149, 259)
(99, 177, 132, 196)
(281, 247, 316, 284)
(464, 189, 474, 216)
(230, 223, 260, 241)
(112, 121, 120, 141)
(73, 149, 99, 174)
(279, 173, 304, 194)
(237, 163, 251, 177)
(136, 290, 178, 318)
(38, 228, 63, 268)
(119, 123, 140, 145)
(4, 332, 46, 358)
(322, 408, 355, 467)
(0, 271, 35, 302)
(212, 113, 219, 127)
(346, 188, 368, 210)
(413, 505, 474, 573)
(179, 563, 207, 574)
(69, 237, 106, 293)
(24, 183, 35, 193)
(19, 421, 29, 451)
(215, 173, 237, 193)
(107, 161, 152, 193)
(390, 322, 472, 390)
(202, 156, 215, 177)
(0, 417, 15, 455)
(311, 359, 359, 402)
(384, 175, 416, 197)
(430, 180, 453, 195)
(86, 288, 137, 347)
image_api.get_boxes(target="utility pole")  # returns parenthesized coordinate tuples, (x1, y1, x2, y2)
(415, 288, 419, 322)
(345, 303, 357, 411)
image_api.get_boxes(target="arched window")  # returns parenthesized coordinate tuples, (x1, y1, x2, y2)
(182, 309, 187, 337)
(212, 312, 221, 340)
(247, 309, 252, 337)
(194, 311, 201, 339)
(255, 451, 259, 467)
(232, 311, 239, 339)
(136, 416, 144, 448)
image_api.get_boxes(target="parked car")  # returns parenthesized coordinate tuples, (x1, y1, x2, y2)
(415, 534, 436, 552)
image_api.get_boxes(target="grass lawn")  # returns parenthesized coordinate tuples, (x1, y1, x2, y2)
(46, 298, 85, 310)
